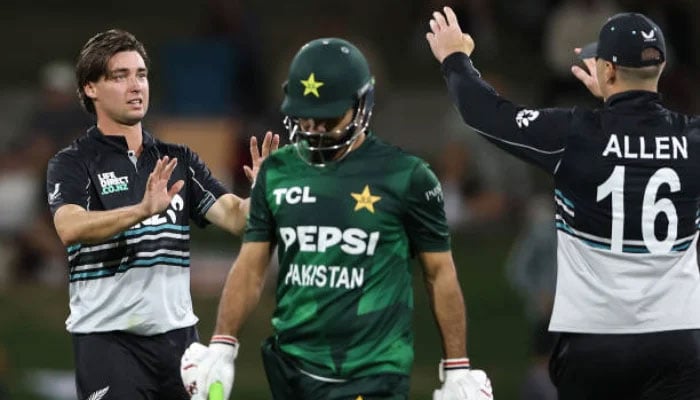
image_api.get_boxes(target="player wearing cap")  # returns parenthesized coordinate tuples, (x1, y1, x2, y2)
(427, 8, 700, 400)
(180, 37, 494, 400)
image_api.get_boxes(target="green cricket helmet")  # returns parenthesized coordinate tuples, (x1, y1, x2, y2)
(281, 37, 375, 166)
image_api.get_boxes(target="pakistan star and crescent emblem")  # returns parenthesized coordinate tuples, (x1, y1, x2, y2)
(301, 73, 324, 97)
(351, 185, 381, 213)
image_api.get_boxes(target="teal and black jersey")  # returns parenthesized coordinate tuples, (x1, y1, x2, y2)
(245, 132, 450, 379)
(46, 126, 228, 335)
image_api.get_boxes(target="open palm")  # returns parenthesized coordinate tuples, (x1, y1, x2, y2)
(142, 156, 184, 216)
(571, 48, 603, 99)
(244, 131, 280, 184)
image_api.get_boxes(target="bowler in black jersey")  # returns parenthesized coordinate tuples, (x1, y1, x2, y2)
(428, 8, 700, 400)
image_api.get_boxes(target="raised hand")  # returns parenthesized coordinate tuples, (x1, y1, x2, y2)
(243, 131, 280, 184)
(140, 156, 184, 217)
(571, 48, 603, 99)
(426, 6, 475, 63)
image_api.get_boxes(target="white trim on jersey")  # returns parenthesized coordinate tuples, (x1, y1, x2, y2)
(471, 126, 566, 155)
(68, 232, 190, 262)
(555, 214, 696, 248)
(189, 166, 216, 198)
(555, 197, 575, 217)
(298, 368, 348, 383)
(72, 250, 191, 272)
(85, 178, 92, 211)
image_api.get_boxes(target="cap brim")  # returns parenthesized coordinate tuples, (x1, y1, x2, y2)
(281, 96, 354, 119)
(579, 42, 598, 60)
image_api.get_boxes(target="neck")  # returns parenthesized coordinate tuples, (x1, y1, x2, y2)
(604, 82, 658, 101)
(97, 119, 143, 153)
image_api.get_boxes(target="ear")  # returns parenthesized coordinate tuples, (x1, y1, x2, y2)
(83, 82, 97, 100)
(604, 61, 617, 84)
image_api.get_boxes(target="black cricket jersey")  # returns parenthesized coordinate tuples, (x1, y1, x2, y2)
(46, 126, 228, 335)
(442, 53, 700, 333)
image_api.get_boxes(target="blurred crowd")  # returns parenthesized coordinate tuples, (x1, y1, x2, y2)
(0, 0, 697, 397)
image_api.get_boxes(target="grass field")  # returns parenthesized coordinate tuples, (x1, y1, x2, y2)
(0, 230, 532, 399)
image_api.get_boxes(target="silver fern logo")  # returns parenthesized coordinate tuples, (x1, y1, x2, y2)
(48, 183, 61, 204)
(516, 109, 540, 128)
(86, 386, 109, 400)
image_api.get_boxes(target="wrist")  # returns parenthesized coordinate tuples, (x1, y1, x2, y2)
(211, 335, 239, 360)
(133, 201, 150, 220)
(439, 357, 471, 382)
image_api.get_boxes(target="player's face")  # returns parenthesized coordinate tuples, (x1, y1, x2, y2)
(85, 50, 149, 126)
(297, 108, 353, 140)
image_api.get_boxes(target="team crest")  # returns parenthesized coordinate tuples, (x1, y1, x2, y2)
(351, 185, 381, 213)
(301, 73, 324, 97)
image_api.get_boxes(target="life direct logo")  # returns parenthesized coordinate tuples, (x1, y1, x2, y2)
(98, 171, 129, 195)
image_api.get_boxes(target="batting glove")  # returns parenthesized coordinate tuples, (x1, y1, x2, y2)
(432, 358, 494, 400)
(181, 342, 209, 396)
(182, 335, 239, 400)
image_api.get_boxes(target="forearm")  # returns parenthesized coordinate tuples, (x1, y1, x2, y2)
(442, 53, 510, 135)
(213, 258, 265, 337)
(426, 269, 468, 358)
(234, 197, 250, 235)
(54, 204, 147, 246)
(206, 194, 249, 236)
(441, 53, 566, 172)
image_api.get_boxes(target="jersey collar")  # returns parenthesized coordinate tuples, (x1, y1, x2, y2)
(87, 125, 156, 151)
(605, 90, 663, 110)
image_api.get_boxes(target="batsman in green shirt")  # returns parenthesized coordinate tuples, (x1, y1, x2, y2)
(181, 37, 493, 400)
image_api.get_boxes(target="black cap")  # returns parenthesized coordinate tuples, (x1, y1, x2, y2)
(581, 12, 665, 67)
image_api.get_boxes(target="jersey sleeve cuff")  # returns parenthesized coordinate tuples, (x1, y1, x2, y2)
(441, 52, 481, 78)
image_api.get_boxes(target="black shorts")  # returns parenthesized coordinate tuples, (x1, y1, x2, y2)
(72, 326, 198, 400)
(261, 337, 409, 400)
(549, 330, 700, 400)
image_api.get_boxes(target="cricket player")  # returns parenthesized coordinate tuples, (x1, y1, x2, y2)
(181, 37, 493, 400)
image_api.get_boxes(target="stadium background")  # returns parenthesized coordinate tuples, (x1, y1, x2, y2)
(0, 0, 698, 398)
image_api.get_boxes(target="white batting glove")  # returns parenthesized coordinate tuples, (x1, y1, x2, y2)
(181, 336, 239, 400)
(432, 358, 494, 400)
(181, 342, 209, 396)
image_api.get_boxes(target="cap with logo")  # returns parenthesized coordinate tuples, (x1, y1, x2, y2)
(580, 12, 665, 67)
(281, 38, 372, 119)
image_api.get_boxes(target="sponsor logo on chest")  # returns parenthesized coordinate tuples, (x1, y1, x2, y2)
(273, 186, 316, 205)
(97, 171, 129, 195)
(280, 226, 380, 256)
